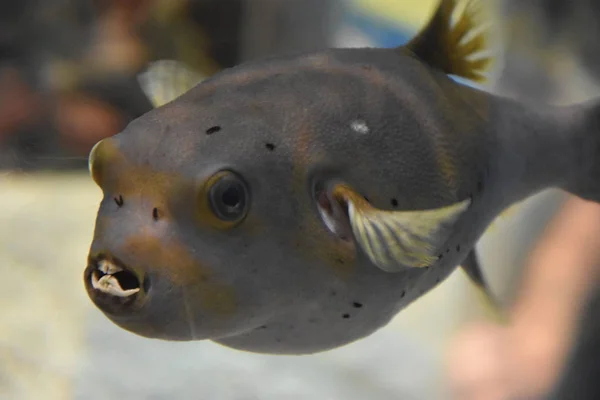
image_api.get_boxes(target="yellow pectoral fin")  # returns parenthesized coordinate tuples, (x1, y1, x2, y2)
(137, 60, 205, 108)
(333, 185, 471, 273)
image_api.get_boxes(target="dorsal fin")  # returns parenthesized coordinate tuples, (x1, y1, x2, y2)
(404, 0, 493, 83)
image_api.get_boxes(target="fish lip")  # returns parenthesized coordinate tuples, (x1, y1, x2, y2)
(313, 181, 353, 242)
(84, 255, 148, 315)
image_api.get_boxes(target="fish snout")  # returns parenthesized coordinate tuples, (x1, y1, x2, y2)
(84, 254, 148, 315)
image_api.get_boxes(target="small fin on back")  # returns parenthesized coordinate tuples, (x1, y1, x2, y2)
(137, 60, 205, 108)
(461, 249, 507, 323)
(404, 0, 493, 83)
(332, 184, 471, 273)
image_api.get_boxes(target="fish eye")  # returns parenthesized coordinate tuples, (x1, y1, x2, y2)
(207, 171, 249, 222)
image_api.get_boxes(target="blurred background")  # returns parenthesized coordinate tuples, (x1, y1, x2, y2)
(2, 0, 600, 399)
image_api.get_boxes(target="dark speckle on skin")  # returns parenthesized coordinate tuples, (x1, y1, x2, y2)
(391, 198, 399, 207)
(330, 290, 337, 297)
(258, 325, 268, 330)
(364, 196, 370, 202)
(152, 207, 160, 221)
(342, 314, 350, 319)
(114, 195, 124, 207)
(265, 143, 276, 151)
(456, 245, 461, 252)
(400, 290, 406, 298)
(205, 126, 221, 135)
(352, 302, 363, 308)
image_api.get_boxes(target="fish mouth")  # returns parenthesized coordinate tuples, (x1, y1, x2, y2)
(313, 181, 353, 242)
(84, 255, 147, 312)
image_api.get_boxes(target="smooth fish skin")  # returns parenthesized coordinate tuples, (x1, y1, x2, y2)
(83, 0, 600, 355)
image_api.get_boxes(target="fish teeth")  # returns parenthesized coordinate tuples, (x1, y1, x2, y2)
(98, 260, 122, 275)
(91, 271, 139, 297)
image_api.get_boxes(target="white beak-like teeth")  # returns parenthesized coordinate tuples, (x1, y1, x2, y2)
(91, 264, 140, 298)
(98, 259, 123, 275)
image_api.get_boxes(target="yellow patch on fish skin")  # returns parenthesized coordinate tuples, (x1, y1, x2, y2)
(122, 235, 236, 315)
(332, 184, 470, 272)
(434, 146, 460, 190)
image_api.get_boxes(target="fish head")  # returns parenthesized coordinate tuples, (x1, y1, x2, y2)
(83, 70, 413, 354)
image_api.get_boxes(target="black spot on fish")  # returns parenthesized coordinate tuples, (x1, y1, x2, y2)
(438, 254, 443, 260)
(205, 126, 221, 135)
(477, 180, 484, 192)
(152, 207, 160, 221)
(114, 195, 124, 207)
(400, 290, 406, 298)
(456, 245, 461, 252)
(265, 143, 276, 151)
(364, 196, 370, 202)
(352, 302, 363, 308)
(446, 248, 450, 253)
(342, 314, 350, 319)
(258, 325, 268, 330)
(391, 198, 399, 207)
(330, 290, 337, 297)
(435, 277, 441, 284)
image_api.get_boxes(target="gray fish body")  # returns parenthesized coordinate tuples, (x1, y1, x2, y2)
(83, 1, 600, 354)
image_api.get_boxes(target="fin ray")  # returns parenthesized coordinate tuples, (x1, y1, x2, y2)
(404, 0, 494, 84)
(335, 185, 471, 272)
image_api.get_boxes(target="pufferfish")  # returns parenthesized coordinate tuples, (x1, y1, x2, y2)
(84, 0, 600, 354)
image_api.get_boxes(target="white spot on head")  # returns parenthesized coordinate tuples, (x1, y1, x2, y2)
(350, 120, 369, 134)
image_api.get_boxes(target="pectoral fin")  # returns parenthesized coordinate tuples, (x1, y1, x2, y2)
(331, 184, 471, 272)
(461, 249, 507, 323)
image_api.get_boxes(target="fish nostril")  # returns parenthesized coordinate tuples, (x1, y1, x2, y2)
(152, 207, 160, 221)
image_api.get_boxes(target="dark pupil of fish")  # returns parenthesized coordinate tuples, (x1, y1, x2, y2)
(222, 186, 241, 209)
(211, 177, 246, 220)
